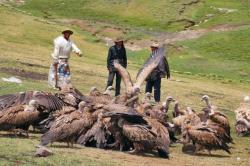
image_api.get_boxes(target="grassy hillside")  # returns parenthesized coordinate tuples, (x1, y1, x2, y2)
(0, 3, 250, 166)
(13, 0, 250, 31)
(169, 27, 250, 82)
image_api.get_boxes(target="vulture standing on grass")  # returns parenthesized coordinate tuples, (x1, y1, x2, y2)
(200, 95, 231, 138)
(0, 100, 40, 136)
(172, 107, 200, 134)
(40, 101, 105, 147)
(235, 96, 250, 136)
(103, 111, 170, 158)
(181, 122, 231, 155)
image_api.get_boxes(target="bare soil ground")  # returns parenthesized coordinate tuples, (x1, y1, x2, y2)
(0, 67, 47, 80)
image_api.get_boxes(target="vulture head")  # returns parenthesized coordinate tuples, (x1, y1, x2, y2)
(201, 95, 212, 108)
(24, 100, 39, 112)
(103, 86, 114, 95)
(162, 96, 175, 108)
(145, 92, 152, 101)
(89, 87, 99, 95)
(78, 101, 87, 112)
(201, 95, 210, 101)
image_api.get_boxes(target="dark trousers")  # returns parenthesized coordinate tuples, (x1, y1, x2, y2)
(145, 77, 161, 102)
(106, 71, 121, 96)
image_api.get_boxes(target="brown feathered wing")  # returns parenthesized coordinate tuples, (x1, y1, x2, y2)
(113, 61, 133, 94)
(134, 47, 165, 88)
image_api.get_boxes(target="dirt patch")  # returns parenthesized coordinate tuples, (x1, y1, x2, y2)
(0, 67, 47, 80)
(18, 61, 47, 69)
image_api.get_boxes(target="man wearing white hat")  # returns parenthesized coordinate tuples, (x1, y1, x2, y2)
(145, 42, 170, 102)
(48, 29, 82, 89)
(106, 37, 127, 96)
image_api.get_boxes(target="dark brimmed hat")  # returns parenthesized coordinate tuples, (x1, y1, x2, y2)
(114, 37, 124, 43)
(62, 29, 73, 35)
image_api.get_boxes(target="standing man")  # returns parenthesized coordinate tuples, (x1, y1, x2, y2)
(106, 37, 127, 96)
(145, 42, 170, 102)
(48, 29, 82, 89)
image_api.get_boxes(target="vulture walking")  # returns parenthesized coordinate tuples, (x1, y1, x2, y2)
(200, 95, 232, 141)
(103, 111, 170, 158)
(40, 101, 104, 147)
(181, 123, 231, 155)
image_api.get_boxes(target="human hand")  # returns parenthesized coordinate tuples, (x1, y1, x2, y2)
(76, 52, 82, 57)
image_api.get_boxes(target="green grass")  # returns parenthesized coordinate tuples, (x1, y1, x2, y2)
(168, 27, 250, 82)
(0, 4, 250, 166)
(11, 0, 250, 32)
(193, 0, 250, 28)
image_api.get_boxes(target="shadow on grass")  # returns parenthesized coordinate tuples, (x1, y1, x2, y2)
(50, 144, 82, 149)
(0, 133, 38, 140)
(190, 153, 231, 158)
(124, 150, 169, 159)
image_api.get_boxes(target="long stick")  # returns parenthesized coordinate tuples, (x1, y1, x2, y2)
(53, 63, 58, 88)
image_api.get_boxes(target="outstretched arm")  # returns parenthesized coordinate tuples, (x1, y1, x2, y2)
(72, 42, 82, 56)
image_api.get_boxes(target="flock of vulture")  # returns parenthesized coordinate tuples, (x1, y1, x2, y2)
(0, 48, 249, 159)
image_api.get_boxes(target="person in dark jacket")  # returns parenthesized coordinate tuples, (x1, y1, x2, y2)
(145, 42, 170, 102)
(106, 37, 127, 96)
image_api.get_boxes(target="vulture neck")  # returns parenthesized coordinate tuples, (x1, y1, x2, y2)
(173, 102, 179, 117)
(205, 99, 212, 109)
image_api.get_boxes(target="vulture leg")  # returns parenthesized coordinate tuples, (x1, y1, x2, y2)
(129, 143, 142, 154)
(67, 142, 70, 148)
(11, 129, 29, 138)
(107, 132, 125, 151)
(194, 144, 203, 154)
(207, 149, 212, 155)
(70, 140, 74, 148)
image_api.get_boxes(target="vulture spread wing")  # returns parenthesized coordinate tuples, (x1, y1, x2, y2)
(32, 93, 66, 112)
(134, 47, 165, 88)
(0, 91, 34, 111)
(113, 61, 133, 95)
